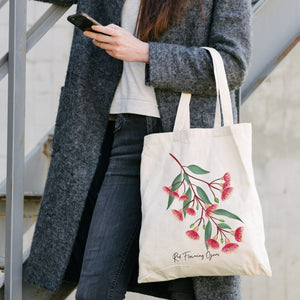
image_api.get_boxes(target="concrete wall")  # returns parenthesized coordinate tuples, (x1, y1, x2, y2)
(0, 1, 76, 182)
(240, 44, 300, 300)
(0, 1, 299, 299)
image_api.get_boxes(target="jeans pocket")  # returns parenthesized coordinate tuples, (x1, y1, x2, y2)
(146, 116, 163, 134)
(113, 114, 126, 134)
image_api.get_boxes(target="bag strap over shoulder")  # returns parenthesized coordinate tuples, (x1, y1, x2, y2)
(173, 47, 234, 132)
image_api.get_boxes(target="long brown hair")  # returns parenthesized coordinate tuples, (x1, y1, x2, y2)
(135, 0, 204, 42)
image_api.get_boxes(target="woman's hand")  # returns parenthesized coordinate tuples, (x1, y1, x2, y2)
(83, 24, 149, 63)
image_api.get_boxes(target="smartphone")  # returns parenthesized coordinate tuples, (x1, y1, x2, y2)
(67, 13, 109, 35)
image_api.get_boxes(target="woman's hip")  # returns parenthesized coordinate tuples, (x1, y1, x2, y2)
(106, 113, 162, 177)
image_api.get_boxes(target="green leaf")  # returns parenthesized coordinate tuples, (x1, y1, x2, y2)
(183, 187, 192, 217)
(196, 186, 212, 204)
(218, 223, 232, 230)
(214, 209, 244, 223)
(171, 173, 182, 191)
(186, 187, 192, 200)
(214, 197, 219, 203)
(221, 238, 224, 243)
(183, 173, 190, 184)
(204, 220, 212, 250)
(196, 204, 200, 210)
(183, 199, 190, 217)
(219, 219, 225, 222)
(167, 195, 175, 209)
(187, 165, 209, 175)
(190, 224, 194, 228)
(203, 224, 206, 230)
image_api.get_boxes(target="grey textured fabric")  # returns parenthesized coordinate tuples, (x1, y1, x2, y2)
(192, 276, 242, 300)
(24, 0, 252, 297)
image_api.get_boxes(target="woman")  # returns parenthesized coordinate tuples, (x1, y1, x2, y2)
(24, 0, 252, 299)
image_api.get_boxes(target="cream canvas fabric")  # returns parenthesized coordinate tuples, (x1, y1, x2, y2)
(138, 47, 272, 283)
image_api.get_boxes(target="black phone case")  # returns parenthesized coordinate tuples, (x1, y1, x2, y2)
(67, 13, 104, 34)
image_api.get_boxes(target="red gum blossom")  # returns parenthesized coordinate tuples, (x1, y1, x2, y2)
(186, 229, 200, 240)
(222, 243, 239, 253)
(232, 227, 244, 242)
(172, 209, 183, 221)
(205, 204, 217, 217)
(206, 238, 220, 249)
(185, 208, 196, 216)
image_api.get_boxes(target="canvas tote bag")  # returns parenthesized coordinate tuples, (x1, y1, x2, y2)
(138, 47, 272, 283)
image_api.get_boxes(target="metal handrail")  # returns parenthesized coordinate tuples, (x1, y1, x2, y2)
(242, 0, 300, 101)
(252, 0, 267, 12)
(5, 1, 27, 298)
(0, 4, 71, 81)
(2, 2, 73, 299)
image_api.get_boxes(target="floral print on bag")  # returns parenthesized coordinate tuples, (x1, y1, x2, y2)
(162, 153, 244, 253)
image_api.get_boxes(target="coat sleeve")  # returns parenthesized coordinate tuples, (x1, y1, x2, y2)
(33, 0, 77, 6)
(145, 0, 252, 96)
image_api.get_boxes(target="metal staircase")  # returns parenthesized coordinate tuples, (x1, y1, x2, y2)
(0, 0, 299, 299)
(242, 0, 300, 101)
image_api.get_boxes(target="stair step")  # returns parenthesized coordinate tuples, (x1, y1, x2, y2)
(0, 194, 42, 201)
(0, 130, 53, 196)
(0, 223, 36, 288)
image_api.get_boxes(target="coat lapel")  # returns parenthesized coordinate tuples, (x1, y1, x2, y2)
(100, 0, 127, 25)
(78, 0, 126, 26)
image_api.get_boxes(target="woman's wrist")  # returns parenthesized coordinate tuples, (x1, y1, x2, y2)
(139, 42, 150, 63)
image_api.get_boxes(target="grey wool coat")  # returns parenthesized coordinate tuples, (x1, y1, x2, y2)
(24, 0, 252, 299)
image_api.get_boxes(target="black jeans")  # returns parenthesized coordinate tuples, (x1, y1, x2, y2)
(75, 114, 195, 300)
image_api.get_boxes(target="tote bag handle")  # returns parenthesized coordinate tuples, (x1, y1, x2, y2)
(173, 47, 234, 131)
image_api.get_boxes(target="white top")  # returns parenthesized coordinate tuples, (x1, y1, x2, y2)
(109, 0, 160, 118)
